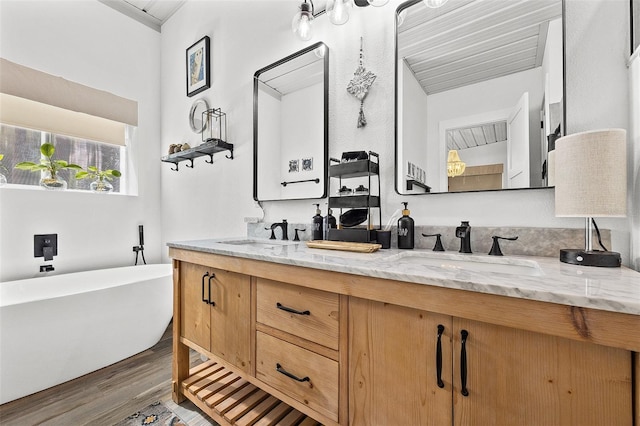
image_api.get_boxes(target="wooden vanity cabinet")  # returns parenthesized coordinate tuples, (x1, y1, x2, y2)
(350, 297, 633, 426)
(255, 278, 344, 423)
(349, 298, 453, 425)
(171, 249, 639, 426)
(177, 261, 252, 374)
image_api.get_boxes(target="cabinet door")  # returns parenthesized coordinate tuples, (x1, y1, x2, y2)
(349, 297, 452, 426)
(209, 269, 252, 374)
(453, 318, 632, 426)
(179, 262, 211, 350)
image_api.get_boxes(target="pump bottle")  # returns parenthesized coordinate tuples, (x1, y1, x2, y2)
(323, 205, 337, 239)
(312, 204, 323, 240)
(327, 208, 337, 229)
(397, 202, 415, 249)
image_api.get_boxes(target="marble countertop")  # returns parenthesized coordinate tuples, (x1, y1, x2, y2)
(167, 238, 640, 316)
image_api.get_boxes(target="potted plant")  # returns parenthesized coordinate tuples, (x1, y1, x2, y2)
(0, 154, 7, 186)
(75, 166, 121, 193)
(15, 143, 81, 190)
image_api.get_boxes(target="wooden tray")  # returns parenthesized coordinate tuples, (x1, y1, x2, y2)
(306, 240, 381, 253)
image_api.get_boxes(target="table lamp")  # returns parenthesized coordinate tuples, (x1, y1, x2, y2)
(554, 129, 627, 267)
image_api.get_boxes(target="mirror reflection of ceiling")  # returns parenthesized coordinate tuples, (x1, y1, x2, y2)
(446, 120, 507, 151)
(398, 0, 563, 95)
(257, 49, 325, 96)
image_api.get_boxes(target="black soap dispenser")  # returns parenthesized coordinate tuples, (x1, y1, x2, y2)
(312, 204, 323, 240)
(397, 202, 415, 249)
(327, 208, 337, 229)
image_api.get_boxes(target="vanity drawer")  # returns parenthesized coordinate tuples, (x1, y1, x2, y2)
(255, 331, 339, 422)
(256, 278, 339, 350)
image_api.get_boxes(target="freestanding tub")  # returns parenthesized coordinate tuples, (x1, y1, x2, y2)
(0, 264, 173, 404)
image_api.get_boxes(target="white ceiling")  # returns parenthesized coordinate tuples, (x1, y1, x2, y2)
(98, 0, 186, 32)
(398, 0, 562, 95)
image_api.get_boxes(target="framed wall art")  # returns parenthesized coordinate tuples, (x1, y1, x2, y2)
(186, 36, 210, 97)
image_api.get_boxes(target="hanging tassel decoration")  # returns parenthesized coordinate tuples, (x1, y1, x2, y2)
(347, 37, 376, 128)
(357, 100, 367, 128)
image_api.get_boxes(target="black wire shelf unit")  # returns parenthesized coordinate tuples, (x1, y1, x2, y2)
(328, 151, 381, 243)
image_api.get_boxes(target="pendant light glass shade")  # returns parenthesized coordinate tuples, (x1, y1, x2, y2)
(292, 1, 314, 41)
(367, 0, 389, 6)
(424, 0, 449, 8)
(327, 0, 352, 25)
(447, 150, 466, 177)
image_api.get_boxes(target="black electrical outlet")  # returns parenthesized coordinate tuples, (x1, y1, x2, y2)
(34, 234, 58, 258)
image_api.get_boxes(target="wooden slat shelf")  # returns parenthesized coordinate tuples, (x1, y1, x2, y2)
(180, 360, 322, 426)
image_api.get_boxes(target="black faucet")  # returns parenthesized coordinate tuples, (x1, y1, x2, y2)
(488, 235, 519, 256)
(455, 221, 472, 253)
(270, 220, 289, 240)
(40, 264, 55, 273)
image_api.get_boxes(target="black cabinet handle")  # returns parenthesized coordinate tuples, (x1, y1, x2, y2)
(207, 273, 216, 306)
(276, 302, 310, 316)
(460, 330, 469, 397)
(436, 324, 445, 388)
(276, 363, 309, 382)
(201, 272, 209, 304)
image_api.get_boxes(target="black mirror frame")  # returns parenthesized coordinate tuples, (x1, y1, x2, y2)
(253, 41, 329, 202)
(393, 0, 567, 196)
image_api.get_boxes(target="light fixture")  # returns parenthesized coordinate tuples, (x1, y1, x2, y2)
(367, 0, 389, 6)
(326, 0, 352, 25)
(292, 0, 388, 40)
(555, 129, 627, 267)
(292, 0, 315, 41)
(424, 0, 449, 8)
(447, 149, 466, 177)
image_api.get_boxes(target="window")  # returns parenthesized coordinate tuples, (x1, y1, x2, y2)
(1, 124, 125, 193)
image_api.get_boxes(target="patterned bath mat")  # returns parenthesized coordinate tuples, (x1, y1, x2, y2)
(114, 401, 187, 426)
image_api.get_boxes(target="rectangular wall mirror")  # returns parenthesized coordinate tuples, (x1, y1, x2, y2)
(395, 0, 565, 195)
(254, 42, 329, 201)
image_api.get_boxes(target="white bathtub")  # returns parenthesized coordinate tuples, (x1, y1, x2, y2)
(0, 264, 173, 404)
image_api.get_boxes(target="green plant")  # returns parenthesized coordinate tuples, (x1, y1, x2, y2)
(75, 166, 122, 182)
(15, 143, 81, 180)
(0, 154, 7, 174)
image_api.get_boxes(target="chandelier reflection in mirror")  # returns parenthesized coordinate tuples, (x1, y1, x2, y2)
(447, 150, 466, 177)
(292, 0, 390, 41)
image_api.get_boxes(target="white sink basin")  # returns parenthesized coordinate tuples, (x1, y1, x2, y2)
(220, 239, 298, 249)
(384, 252, 542, 277)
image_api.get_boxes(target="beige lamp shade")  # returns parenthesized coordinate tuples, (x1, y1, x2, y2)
(555, 129, 627, 217)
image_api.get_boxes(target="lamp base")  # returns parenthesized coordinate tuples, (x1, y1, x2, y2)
(559, 249, 621, 267)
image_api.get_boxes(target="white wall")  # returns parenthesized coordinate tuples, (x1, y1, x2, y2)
(427, 67, 544, 189)
(543, 18, 564, 105)
(400, 61, 429, 192)
(256, 86, 283, 200)
(630, 51, 640, 270)
(280, 83, 324, 199)
(160, 0, 634, 267)
(0, 1, 161, 281)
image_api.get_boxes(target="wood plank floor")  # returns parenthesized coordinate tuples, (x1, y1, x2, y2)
(0, 322, 218, 426)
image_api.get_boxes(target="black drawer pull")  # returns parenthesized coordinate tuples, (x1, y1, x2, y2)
(276, 363, 310, 382)
(201, 272, 209, 304)
(460, 329, 469, 397)
(276, 302, 310, 316)
(436, 324, 445, 388)
(207, 273, 216, 306)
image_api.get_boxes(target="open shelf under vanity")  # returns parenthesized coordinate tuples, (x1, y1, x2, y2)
(180, 360, 320, 426)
